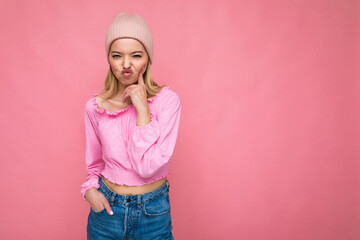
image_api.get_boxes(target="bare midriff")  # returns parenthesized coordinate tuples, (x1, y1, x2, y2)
(103, 176, 167, 195)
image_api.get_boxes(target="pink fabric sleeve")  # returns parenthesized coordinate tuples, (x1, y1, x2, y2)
(128, 92, 182, 178)
(80, 101, 104, 201)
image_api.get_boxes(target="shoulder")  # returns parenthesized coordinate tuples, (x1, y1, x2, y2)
(158, 86, 181, 110)
(159, 86, 180, 100)
(84, 93, 98, 115)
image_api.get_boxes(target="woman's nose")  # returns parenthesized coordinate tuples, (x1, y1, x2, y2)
(122, 56, 131, 68)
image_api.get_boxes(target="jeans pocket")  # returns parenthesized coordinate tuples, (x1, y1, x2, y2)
(142, 191, 170, 217)
(91, 206, 106, 214)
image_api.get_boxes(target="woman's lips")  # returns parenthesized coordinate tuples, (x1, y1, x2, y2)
(122, 69, 133, 77)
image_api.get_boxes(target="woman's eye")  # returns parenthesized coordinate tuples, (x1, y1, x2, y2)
(112, 55, 141, 58)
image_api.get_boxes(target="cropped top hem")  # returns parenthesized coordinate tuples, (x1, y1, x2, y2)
(101, 162, 170, 186)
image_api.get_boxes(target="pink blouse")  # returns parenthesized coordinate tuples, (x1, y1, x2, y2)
(80, 86, 181, 200)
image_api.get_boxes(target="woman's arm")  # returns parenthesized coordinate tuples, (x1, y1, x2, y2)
(80, 100, 104, 201)
(127, 92, 182, 178)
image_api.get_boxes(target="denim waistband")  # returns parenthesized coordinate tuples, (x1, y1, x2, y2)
(99, 175, 170, 205)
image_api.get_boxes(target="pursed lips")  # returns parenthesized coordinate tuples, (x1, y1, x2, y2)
(122, 69, 133, 74)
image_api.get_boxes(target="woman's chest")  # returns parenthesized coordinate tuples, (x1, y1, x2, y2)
(96, 104, 157, 150)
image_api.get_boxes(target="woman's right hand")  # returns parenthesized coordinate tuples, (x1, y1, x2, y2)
(85, 187, 114, 215)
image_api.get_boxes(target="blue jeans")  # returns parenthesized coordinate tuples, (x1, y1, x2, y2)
(87, 176, 174, 240)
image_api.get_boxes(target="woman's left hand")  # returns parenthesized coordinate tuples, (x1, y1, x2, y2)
(122, 66, 148, 111)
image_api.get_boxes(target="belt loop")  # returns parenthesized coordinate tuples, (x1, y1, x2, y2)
(137, 195, 141, 209)
(110, 193, 115, 206)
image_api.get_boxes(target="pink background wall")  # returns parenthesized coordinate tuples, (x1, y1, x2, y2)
(0, 0, 359, 239)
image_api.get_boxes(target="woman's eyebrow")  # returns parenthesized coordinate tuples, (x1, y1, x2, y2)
(111, 51, 143, 54)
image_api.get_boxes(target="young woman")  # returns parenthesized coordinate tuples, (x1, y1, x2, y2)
(80, 13, 181, 239)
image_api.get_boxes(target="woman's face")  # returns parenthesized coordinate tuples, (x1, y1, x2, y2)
(108, 37, 149, 86)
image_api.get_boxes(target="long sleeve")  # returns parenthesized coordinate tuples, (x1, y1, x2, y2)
(80, 100, 104, 201)
(127, 92, 182, 178)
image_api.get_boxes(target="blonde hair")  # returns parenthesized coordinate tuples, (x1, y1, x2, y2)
(98, 59, 167, 100)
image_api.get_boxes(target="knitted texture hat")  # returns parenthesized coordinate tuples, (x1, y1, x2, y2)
(105, 13, 153, 64)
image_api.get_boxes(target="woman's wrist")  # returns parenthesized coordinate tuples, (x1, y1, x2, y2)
(136, 108, 151, 126)
(85, 187, 98, 200)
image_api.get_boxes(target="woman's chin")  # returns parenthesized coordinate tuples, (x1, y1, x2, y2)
(118, 77, 137, 85)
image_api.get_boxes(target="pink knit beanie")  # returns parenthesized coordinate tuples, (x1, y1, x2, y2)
(105, 13, 153, 64)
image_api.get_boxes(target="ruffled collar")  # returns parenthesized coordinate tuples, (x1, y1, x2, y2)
(92, 86, 170, 116)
